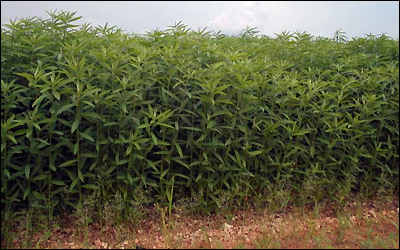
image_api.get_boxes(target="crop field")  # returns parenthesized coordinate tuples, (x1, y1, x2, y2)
(1, 10, 399, 249)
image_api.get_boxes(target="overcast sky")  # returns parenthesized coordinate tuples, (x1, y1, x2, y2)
(1, 1, 399, 39)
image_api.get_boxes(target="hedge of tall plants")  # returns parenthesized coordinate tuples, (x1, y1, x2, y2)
(1, 11, 399, 221)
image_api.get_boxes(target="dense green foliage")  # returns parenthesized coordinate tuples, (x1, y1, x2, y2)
(1, 10, 399, 222)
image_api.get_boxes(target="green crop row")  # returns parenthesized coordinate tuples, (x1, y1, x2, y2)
(1, 10, 399, 222)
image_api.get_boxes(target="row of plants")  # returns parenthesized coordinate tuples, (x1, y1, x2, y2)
(1, 10, 399, 229)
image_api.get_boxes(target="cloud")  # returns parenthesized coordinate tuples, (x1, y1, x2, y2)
(207, 1, 269, 35)
(239, 1, 262, 9)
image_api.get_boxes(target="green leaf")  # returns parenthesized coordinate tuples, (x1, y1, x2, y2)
(73, 142, 79, 155)
(71, 118, 80, 134)
(125, 145, 133, 156)
(348, 155, 359, 163)
(89, 161, 97, 171)
(203, 152, 208, 162)
(317, 138, 330, 145)
(4, 169, 11, 179)
(32, 174, 47, 181)
(181, 127, 201, 131)
(190, 161, 201, 167)
(328, 139, 337, 150)
(32, 92, 49, 108)
(59, 160, 77, 168)
(50, 180, 66, 186)
(33, 123, 41, 131)
(197, 134, 207, 142)
(286, 147, 300, 159)
(160, 169, 169, 179)
(80, 132, 95, 142)
(208, 181, 214, 191)
(117, 159, 129, 165)
(146, 160, 158, 172)
(207, 120, 216, 129)
(172, 173, 189, 180)
(26, 126, 33, 138)
(361, 153, 372, 158)
(81, 184, 100, 190)
(105, 165, 117, 175)
(137, 124, 151, 129)
(82, 101, 95, 108)
(9, 190, 21, 202)
(294, 129, 313, 136)
(80, 153, 98, 158)
(175, 144, 183, 158)
(223, 179, 230, 189)
(55, 104, 75, 116)
(136, 138, 150, 144)
(117, 174, 126, 180)
(248, 150, 263, 156)
(210, 110, 233, 118)
(213, 152, 224, 163)
(25, 165, 30, 179)
(310, 146, 315, 158)
(50, 165, 57, 171)
(70, 177, 79, 192)
(52, 89, 60, 100)
(133, 154, 145, 160)
(82, 112, 102, 120)
(6, 134, 17, 144)
(174, 159, 189, 169)
(23, 188, 30, 200)
(132, 142, 141, 150)
(104, 122, 119, 126)
(127, 173, 133, 185)
(235, 151, 242, 168)
(151, 132, 158, 145)
(196, 173, 203, 182)
(158, 123, 174, 129)
(204, 166, 215, 172)
(78, 170, 84, 183)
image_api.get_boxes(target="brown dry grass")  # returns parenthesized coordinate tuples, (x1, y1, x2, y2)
(3, 197, 399, 249)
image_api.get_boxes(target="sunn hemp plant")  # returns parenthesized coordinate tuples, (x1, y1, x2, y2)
(1, 10, 399, 233)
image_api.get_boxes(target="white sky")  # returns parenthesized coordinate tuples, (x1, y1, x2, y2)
(1, 1, 399, 39)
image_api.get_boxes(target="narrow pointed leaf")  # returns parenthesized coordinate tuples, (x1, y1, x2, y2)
(175, 144, 183, 158)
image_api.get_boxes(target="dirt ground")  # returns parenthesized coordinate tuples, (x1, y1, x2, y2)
(3, 198, 399, 249)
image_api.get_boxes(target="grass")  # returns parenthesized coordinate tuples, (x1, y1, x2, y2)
(1, 195, 398, 249)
